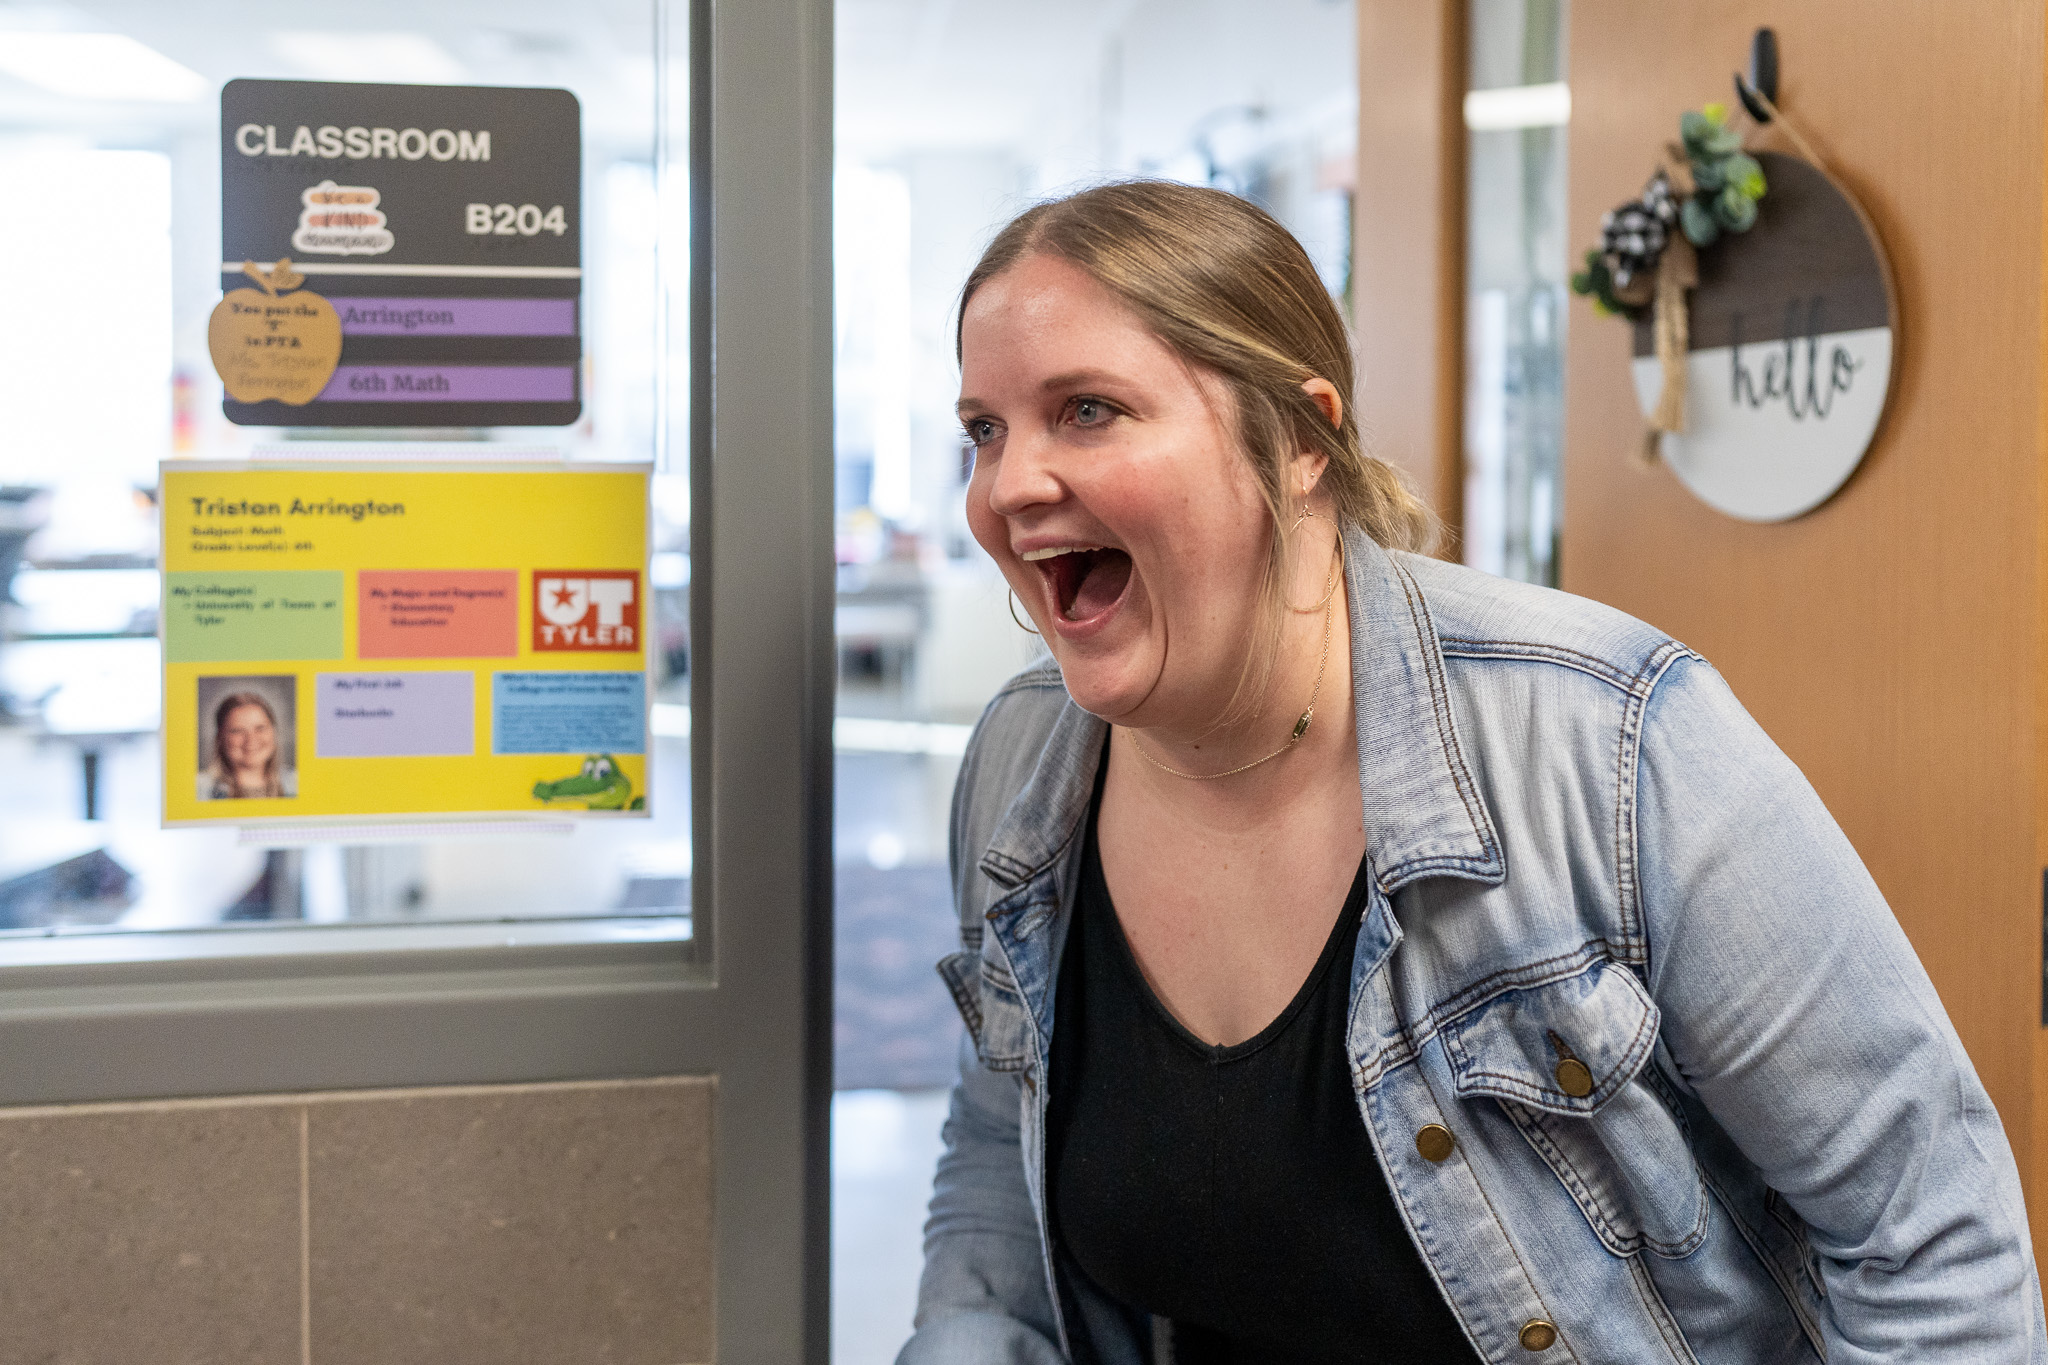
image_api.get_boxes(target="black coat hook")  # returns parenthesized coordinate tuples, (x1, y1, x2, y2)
(1735, 27, 1778, 122)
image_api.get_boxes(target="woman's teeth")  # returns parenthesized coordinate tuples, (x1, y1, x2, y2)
(1020, 545, 1104, 562)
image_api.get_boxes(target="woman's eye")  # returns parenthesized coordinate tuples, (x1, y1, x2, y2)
(963, 418, 999, 447)
(1070, 397, 1116, 427)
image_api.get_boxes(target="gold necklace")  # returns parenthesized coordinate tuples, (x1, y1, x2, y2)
(1124, 526, 1342, 781)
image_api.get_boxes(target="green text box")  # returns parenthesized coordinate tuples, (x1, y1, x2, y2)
(165, 571, 345, 663)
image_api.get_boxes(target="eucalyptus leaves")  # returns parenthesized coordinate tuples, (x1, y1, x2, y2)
(1571, 102, 1768, 321)
(1679, 103, 1766, 244)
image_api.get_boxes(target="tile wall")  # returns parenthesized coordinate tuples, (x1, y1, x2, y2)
(0, 1076, 714, 1364)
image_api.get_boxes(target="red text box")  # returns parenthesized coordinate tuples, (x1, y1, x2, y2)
(359, 570, 518, 659)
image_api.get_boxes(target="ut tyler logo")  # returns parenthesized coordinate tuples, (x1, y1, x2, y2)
(533, 571, 639, 651)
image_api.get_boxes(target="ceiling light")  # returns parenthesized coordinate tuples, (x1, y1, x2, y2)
(268, 32, 465, 85)
(0, 33, 207, 102)
(1464, 82, 1571, 132)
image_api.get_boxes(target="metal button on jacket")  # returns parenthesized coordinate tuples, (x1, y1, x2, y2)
(1414, 1123, 1455, 1163)
(1519, 1318, 1558, 1351)
(1546, 1029, 1595, 1098)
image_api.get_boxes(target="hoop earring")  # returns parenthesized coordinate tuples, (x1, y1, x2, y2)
(1284, 508, 1345, 613)
(1007, 588, 1041, 636)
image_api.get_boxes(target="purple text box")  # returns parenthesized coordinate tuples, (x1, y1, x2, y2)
(314, 365, 576, 403)
(316, 671, 475, 758)
(335, 298, 576, 337)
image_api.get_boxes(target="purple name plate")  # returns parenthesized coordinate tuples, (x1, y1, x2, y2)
(335, 298, 575, 337)
(316, 671, 475, 758)
(314, 365, 576, 403)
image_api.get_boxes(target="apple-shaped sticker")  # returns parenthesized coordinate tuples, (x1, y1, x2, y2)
(207, 259, 342, 405)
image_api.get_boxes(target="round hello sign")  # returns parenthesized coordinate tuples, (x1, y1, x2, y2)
(1630, 152, 1896, 522)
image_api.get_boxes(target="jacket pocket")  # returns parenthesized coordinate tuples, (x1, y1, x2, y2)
(935, 950, 983, 1041)
(1444, 959, 1708, 1259)
(934, 946, 1035, 1073)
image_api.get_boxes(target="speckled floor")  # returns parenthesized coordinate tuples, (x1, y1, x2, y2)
(835, 862, 963, 1091)
(830, 764, 963, 1360)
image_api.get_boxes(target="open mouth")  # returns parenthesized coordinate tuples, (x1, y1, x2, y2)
(1025, 546, 1133, 622)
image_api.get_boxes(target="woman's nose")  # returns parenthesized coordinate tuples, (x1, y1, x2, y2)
(983, 430, 1064, 519)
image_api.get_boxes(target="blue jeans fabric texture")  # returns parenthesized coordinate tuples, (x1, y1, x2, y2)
(901, 526, 2045, 1365)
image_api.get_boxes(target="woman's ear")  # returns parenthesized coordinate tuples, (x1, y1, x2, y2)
(1295, 377, 1342, 496)
(1302, 376, 1343, 431)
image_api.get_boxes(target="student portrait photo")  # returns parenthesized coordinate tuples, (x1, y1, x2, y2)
(195, 676, 298, 800)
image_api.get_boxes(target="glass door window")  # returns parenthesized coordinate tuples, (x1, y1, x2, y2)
(0, 2, 692, 943)
(830, 2, 1360, 1359)
(1462, 0, 1567, 585)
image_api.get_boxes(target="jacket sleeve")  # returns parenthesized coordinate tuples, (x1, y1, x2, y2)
(895, 1032, 1065, 1365)
(1635, 654, 2045, 1362)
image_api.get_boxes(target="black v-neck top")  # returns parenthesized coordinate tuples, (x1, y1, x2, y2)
(1045, 784, 1481, 1365)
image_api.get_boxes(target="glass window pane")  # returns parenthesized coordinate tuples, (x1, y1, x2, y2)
(1463, 0, 1567, 586)
(829, 3, 1359, 1359)
(0, 3, 691, 939)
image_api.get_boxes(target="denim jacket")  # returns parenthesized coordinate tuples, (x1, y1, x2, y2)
(901, 527, 2044, 1365)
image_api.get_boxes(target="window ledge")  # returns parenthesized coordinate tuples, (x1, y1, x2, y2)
(0, 915, 699, 998)
(0, 915, 712, 1105)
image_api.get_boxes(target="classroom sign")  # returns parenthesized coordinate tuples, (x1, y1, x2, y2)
(214, 79, 582, 428)
(160, 461, 650, 826)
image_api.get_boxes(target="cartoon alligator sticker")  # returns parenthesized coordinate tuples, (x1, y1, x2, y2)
(532, 754, 644, 811)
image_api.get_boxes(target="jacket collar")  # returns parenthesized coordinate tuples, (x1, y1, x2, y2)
(1341, 526, 1505, 891)
(977, 525, 1503, 895)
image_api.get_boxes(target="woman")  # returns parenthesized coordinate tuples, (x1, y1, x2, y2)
(199, 691, 293, 799)
(904, 181, 2042, 1364)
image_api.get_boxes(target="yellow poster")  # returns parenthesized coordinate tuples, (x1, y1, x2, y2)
(160, 460, 651, 826)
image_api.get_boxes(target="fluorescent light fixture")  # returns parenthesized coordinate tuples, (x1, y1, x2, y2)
(833, 715, 972, 757)
(268, 31, 465, 85)
(0, 33, 207, 102)
(649, 702, 973, 757)
(1464, 81, 1571, 132)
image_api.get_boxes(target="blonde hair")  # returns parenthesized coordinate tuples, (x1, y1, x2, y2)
(959, 180, 1436, 725)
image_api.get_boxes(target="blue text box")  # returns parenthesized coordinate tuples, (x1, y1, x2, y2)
(492, 671, 646, 755)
